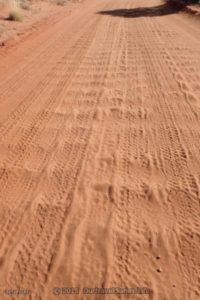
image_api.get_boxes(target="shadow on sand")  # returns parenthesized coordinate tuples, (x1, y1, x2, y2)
(97, 2, 186, 18)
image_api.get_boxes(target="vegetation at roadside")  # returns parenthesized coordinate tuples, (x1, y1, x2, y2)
(55, 0, 67, 5)
(7, 1, 23, 21)
(8, 9, 23, 21)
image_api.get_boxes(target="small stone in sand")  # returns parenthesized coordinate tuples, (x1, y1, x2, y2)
(156, 268, 162, 273)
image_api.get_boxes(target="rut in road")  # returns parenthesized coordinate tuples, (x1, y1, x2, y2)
(0, 0, 200, 299)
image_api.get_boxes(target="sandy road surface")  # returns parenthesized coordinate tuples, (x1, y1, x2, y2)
(0, 0, 200, 299)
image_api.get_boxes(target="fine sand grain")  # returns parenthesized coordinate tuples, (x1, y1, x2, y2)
(0, 0, 200, 299)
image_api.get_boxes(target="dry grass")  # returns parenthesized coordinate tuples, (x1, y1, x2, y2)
(8, 8, 23, 21)
(4, 1, 24, 21)
(55, 0, 67, 6)
(20, 0, 30, 10)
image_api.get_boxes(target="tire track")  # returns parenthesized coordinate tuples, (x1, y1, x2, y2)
(0, 0, 199, 299)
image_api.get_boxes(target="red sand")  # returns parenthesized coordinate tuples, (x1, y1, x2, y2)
(0, 0, 200, 299)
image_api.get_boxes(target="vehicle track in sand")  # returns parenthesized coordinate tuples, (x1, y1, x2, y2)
(0, 0, 200, 299)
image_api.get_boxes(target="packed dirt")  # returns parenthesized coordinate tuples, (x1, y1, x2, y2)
(0, 0, 83, 46)
(0, 0, 200, 299)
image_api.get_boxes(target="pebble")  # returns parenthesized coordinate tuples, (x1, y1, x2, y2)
(157, 268, 162, 273)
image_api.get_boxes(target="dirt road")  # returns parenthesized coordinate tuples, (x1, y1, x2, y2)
(0, 0, 200, 299)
